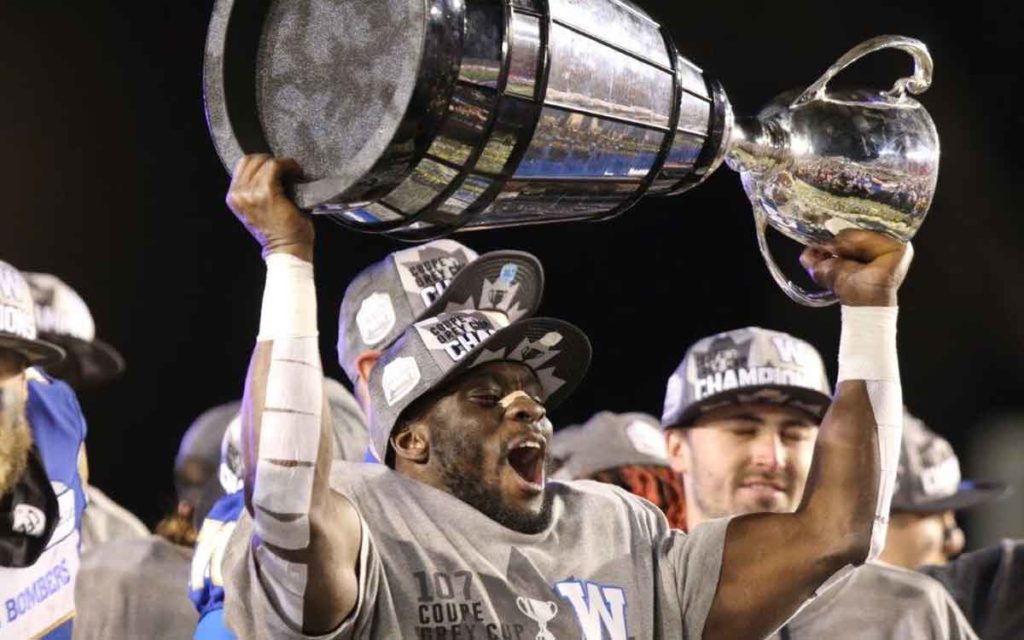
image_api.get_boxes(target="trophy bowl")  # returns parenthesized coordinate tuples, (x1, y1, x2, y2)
(203, 0, 939, 306)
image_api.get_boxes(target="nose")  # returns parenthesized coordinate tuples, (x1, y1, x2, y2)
(750, 430, 785, 473)
(501, 391, 547, 425)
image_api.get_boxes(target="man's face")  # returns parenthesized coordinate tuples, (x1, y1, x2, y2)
(880, 510, 962, 569)
(666, 403, 818, 525)
(0, 349, 31, 496)
(399, 362, 553, 534)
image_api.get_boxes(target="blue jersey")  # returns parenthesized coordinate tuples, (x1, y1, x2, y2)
(189, 491, 244, 640)
(0, 370, 87, 640)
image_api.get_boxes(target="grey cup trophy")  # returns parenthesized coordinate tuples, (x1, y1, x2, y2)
(203, 0, 939, 307)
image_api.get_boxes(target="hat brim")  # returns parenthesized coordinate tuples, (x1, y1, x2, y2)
(437, 317, 592, 412)
(421, 250, 545, 324)
(893, 480, 1011, 513)
(42, 335, 126, 387)
(0, 335, 66, 367)
(665, 384, 833, 429)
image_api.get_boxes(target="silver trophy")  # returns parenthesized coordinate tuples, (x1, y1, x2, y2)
(204, 0, 939, 306)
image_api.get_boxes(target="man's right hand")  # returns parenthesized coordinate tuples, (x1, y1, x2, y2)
(226, 154, 314, 261)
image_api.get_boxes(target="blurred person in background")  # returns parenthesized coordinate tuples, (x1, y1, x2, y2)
(23, 272, 147, 551)
(0, 260, 85, 640)
(662, 327, 978, 639)
(72, 401, 242, 639)
(880, 411, 1020, 640)
(550, 411, 687, 529)
(189, 380, 368, 640)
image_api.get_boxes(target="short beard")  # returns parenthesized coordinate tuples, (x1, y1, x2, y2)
(433, 427, 553, 535)
(0, 386, 32, 497)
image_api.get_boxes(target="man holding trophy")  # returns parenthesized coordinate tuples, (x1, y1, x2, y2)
(215, 152, 912, 639)
(198, 1, 946, 637)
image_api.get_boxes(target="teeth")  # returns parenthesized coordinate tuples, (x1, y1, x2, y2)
(516, 441, 542, 450)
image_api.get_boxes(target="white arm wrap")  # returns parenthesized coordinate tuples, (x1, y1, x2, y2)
(251, 253, 323, 628)
(258, 253, 319, 341)
(837, 305, 902, 563)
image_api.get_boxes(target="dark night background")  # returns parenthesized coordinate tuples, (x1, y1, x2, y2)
(1, 1, 1022, 545)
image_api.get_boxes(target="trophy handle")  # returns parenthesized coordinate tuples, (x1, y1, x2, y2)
(792, 35, 934, 107)
(752, 203, 838, 307)
(516, 597, 531, 617)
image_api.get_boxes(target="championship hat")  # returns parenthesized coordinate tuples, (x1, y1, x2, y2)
(338, 240, 544, 383)
(23, 272, 126, 387)
(891, 411, 1010, 512)
(0, 261, 64, 366)
(368, 310, 591, 465)
(551, 412, 669, 480)
(662, 327, 831, 429)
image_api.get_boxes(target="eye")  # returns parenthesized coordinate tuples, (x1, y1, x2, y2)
(728, 426, 758, 438)
(782, 428, 815, 442)
(468, 391, 501, 407)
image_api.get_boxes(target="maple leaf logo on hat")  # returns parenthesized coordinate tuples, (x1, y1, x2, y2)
(694, 335, 752, 377)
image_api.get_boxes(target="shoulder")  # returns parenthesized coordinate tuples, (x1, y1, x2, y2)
(550, 479, 675, 538)
(26, 368, 87, 440)
(854, 562, 957, 604)
(82, 536, 190, 579)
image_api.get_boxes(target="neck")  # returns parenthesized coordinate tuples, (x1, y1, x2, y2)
(682, 475, 707, 530)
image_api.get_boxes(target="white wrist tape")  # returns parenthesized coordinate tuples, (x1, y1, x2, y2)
(258, 253, 318, 341)
(837, 305, 902, 562)
(837, 306, 899, 383)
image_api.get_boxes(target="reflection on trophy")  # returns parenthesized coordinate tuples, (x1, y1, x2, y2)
(204, 0, 939, 306)
(515, 596, 559, 640)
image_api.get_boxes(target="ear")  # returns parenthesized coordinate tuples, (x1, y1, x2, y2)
(356, 350, 382, 383)
(665, 428, 692, 475)
(391, 423, 430, 464)
(942, 512, 965, 559)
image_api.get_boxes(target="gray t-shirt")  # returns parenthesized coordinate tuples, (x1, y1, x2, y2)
(920, 539, 1024, 640)
(73, 535, 197, 640)
(79, 485, 149, 554)
(769, 562, 978, 640)
(223, 463, 729, 640)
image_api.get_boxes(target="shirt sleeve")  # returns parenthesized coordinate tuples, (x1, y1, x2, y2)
(221, 509, 379, 640)
(659, 517, 731, 639)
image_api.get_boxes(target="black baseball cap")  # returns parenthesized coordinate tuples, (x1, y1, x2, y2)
(892, 411, 1010, 513)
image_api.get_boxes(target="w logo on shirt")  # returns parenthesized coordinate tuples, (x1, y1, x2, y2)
(554, 580, 628, 640)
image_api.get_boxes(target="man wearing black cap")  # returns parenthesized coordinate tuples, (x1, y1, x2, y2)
(0, 260, 87, 640)
(218, 154, 914, 639)
(662, 329, 977, 638)
(880, 412, 1021, 640)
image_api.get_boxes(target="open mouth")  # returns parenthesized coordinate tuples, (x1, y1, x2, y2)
(507, 438, 546, 489)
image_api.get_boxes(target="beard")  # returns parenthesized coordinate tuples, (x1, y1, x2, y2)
(0, 383, 32, 497)
(433, 427, 554, 535)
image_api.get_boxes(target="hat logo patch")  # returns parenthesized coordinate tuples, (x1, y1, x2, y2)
(695, 336, 752, 377)
(405, 256, 464, 307)
(0, 265, 24, 302)
(12, 504, 46, 537)
(357, 293, 397, 346)
(422, 314, 498, 363)
(382, 357, 422, 407)
(0, 305, 35, 340)
(920, 456, 960, 498)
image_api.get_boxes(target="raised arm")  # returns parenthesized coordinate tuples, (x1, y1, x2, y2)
(704, 230, 913, 638)
(227, 155, 361, 634)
